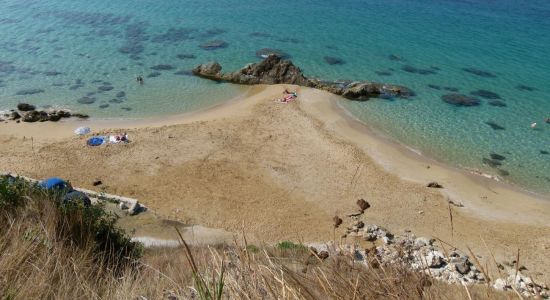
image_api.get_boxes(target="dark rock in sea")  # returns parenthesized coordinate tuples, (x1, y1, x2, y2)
(17, 103, 36, 111)
(151, 64, 175, 71)
(147, 72, 161, 78)
(152, 27, 195, 43)
(15, 88, 44, 95)
(203, 28, 226, 36)
(470, 89, 501, 99)
(488, 100, 507, 107)
(44, 71, 62, 76)
(99, 104, 109, 109)
(325, 45, 338, 50)
(249, 32, 271, 38)
(485, 121, 505, 130)
(402, 65, 436, 75)
(120, 67, 127, 71)
(490, 153, 506, 161)
(52, 82, 65, 87)
(482, 157, 502, 168)
(148, 52, 157, 56)
(428, 84, 441, 90)
(109, 98, 124, 104)
(323, 56, 345, 65)
(129, 54, 142, 60)
(199, 40, 228, 50)
(497, 169, 510, 177)
(277, 37, 301, 43)
(256, 48, 290, 59)
(77, 96, 96, 104)
(69, 84, 84, 90)
(115, 91, 126, 98)
(375, 71, 392, 76)
(86, 92, 97, 97)
(174, 70, 193, 76)
(462, 67, 496, 78)
(75, 79, 83, 84)
(441, 94, 480, 106)
(192, 55, 414, 101)
(121, 107, 132, 111)
(176, 54, 196, 60)
(430, 66, 441, 71)
(515, 84, 536, 92)
(98, 85, 114, 92)
(540, 150, 549, 155)
(388, 54, 403, 61)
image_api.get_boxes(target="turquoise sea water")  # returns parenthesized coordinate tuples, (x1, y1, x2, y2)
(0, 0, 549, 195)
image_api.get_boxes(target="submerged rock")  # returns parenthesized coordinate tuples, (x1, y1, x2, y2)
(375, 70, 392, 76)
(441, 94, 480, 106)
(427, 84, 441, 90)
(115, 91, 126, 98)
(444, 87, 459, 92)
(174, 70, 193, 76)
(482, 157, 502, 167)
(192, 55, 414, 101)
(323, 56, 345, 65)
(488, 100, 507, 107)
(176, 54, 196, 60)
(77, 96, 96, 104)
(15, 88, 44, 95)
(402, 65, 436, 75)
(515, 84, 536, 91)
(462, 67, 496, 78)
(540, 150, 549, 155)
(150, 64, 175, 71)
(98, 85, 114, 92)
(470, 89, 501, 99)
(147, 72, 161, 78)
(485, 121, 505, 130)
(388, 54, 403, 61)
(199, 40, 228, 50)
(490, 153, 506, 161)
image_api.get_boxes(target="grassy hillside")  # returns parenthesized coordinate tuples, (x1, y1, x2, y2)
(0, 176, 508, 299)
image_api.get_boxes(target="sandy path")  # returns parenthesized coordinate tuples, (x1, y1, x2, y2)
(1, 85, 549, 283)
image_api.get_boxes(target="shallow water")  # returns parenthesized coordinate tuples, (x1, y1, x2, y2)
(0, 0, 548, 195)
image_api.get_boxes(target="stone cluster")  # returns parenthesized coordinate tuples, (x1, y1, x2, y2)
(1, 103, 89, 123)
(192, 55, 415, 101)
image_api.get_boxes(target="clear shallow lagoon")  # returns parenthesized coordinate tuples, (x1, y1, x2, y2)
(0, 0, 549, 195)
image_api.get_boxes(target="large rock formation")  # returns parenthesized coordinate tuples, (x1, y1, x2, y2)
(192, 55, 414, 100)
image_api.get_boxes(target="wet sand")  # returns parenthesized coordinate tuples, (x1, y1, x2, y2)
(1, 85, 549, 282)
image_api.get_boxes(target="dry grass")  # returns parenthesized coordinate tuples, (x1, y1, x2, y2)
(0, 178, 512, 299)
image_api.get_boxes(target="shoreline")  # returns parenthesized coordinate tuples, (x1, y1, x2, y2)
(1, 84, 549, 226)
(298, 88, 550, 225)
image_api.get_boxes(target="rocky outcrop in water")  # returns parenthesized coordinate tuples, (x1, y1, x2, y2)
(192, 55, 414, 100)
(2, 103, 88, 123)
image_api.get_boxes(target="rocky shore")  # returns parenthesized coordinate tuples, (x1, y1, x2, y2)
(311, 201, 549, 298)
(192, 54, 415, 100)
(0, 103, 89, 123)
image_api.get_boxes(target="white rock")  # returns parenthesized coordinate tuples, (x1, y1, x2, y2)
(493, 278, 508, 291)
(118, 202, 128, 210)
(426, 251, 445, 268)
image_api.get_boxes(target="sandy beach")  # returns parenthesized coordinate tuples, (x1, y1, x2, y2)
(1, 85, 549, 282)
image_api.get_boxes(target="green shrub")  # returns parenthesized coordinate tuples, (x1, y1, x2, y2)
(276, 241, 305, 250)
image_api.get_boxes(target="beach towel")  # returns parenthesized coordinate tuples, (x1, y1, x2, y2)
(87, 136, 105, 146)
(74, 126, 91, 135)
